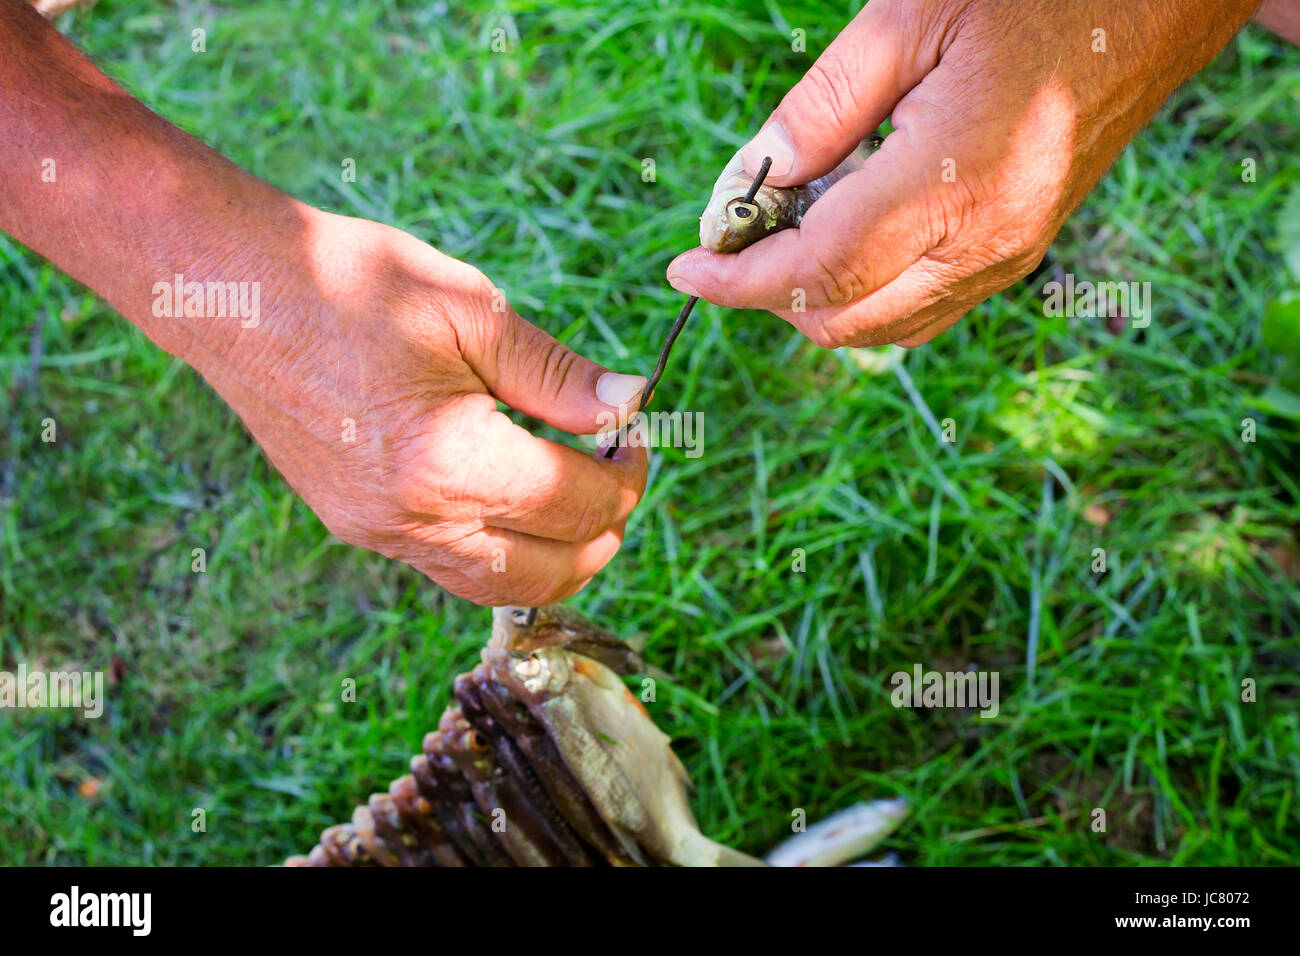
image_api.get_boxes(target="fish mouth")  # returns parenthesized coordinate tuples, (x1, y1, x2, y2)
(491, 605, 531, 647)
(700, 191, 773, 253)
(701, 222, 760, 254)
(699, 215, 732, 252)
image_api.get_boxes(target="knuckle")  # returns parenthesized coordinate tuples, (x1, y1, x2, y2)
(517, 575, 569, 607)
(923, 168, 1055, 275)
(495, 468, 563, 530)
(977, 209, 1049, 266)
(570, 494, 616, 542)
(449, 273, 508, 349)
(987, 232, 1035, 265)
(808, 245, 870, 308)
(532, 342, 584, 407)
(389, 465, 434, 516)
(387, 415, 485, 522)
(887, 95, 932, 135)
(798, 54, 860, 130)
(847, 327, 890, 348)
(926, 179, 980, 251)
(937, 230, 1041, 278)
(459, 589, 496, 607)
(803, 319, 843, 350)
(414, 531, 501, 602)
(392, 458, 471, 521)
(1004, 239, 1048, 278)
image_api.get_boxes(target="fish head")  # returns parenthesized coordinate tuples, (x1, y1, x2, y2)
(491, 605, 644, 675)
(439, 710, 495, 780)
(699, 149, 794, 253)
(484, 623, 749, 866)
(699, 136, 883, 254)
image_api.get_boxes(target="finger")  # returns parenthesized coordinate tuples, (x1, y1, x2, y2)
(426, 523, 625, 607)
(781, 231, 1041, 348)
(738, 1, 941, 185)
(771, 256, 970, 347)
(896, 311, 966, 348)
(456, 291, 647, 435)
(408, 393, 648, 544)
(669, 132, 939, 312)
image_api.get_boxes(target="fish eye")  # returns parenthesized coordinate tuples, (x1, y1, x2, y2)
(725, 200, 760, 228)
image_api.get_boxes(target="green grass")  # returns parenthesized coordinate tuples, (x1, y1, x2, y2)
(2, 0, 1299, 865)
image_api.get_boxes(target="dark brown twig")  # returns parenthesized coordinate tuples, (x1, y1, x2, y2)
(602, 155, 773, 461)
(516, 157, 775, 623)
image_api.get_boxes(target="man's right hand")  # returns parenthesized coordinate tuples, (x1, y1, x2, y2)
(666, 0, 1264, 349)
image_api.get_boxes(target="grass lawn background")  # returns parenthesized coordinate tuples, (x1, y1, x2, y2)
(2, 0, 1299, 865)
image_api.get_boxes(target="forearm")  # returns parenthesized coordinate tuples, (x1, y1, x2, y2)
(0, 0, 313, 362)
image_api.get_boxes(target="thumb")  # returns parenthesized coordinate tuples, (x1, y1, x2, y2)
(459, 295, 647, 437)
(740, 3, 940, 186)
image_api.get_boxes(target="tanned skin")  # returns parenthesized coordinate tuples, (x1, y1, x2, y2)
(3, 1, 1295, 601)
(1, 0, 649, 606)
(669, 0, 1292, 348)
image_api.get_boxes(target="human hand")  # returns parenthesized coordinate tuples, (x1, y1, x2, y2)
(0, 6, 647, 607)
(184, 212, 649, 606)
(667, 0, 1260, 348)
(29, 0, 91, 17)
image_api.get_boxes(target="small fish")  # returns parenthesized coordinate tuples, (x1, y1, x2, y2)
(288, 604, 909, 867)
(763, 797, 909, 867)
(699, 135, 884, 253)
